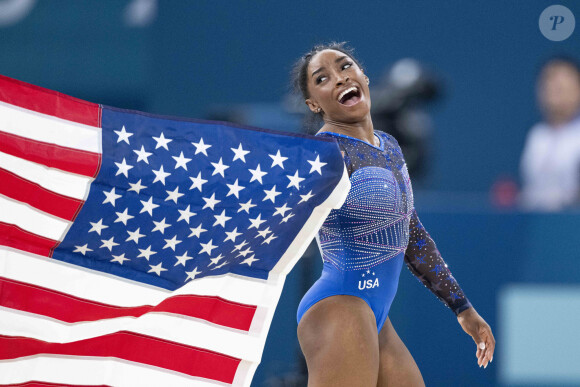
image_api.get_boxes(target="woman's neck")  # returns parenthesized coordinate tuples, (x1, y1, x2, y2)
(320, 116, 376, 145)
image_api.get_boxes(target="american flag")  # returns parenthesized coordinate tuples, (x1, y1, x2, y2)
(0, 74, 349, 386)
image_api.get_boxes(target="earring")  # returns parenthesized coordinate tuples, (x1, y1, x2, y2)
(366, 77, 370, 85)
(316, 108, 321, 113)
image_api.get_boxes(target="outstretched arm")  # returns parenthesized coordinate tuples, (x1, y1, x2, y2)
(404, 209, 471, 315)
(404, 209, 495, 368)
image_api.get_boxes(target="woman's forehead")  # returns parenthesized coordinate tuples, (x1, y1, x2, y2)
(310, 49, 350, 64)
(308, 49, 354, 76)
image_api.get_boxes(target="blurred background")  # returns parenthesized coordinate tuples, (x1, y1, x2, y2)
(2, 1, 580, 385)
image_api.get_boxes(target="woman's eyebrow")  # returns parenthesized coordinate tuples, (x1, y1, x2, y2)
(311, 67, 324, 77)
(311, 56, 349, 78)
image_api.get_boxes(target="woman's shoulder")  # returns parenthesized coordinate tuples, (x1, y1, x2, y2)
(375, 130, 404, 154)
(374, 129, 399, 145)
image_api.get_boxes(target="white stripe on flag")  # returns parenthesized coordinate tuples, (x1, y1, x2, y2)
(0, 151, 92, 200)
(0, 307, 264, 361)
(0, 100, 101, 152)
(0, 356, 253, 387)
(0, 195, 70, 240)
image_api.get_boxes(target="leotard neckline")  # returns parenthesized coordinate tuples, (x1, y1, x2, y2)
(316, 130, 384, 151)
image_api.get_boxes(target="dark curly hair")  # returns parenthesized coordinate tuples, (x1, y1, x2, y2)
(290, 42, 364, 132)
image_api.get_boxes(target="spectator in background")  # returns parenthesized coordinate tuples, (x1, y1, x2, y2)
(520, 56, 580, 211)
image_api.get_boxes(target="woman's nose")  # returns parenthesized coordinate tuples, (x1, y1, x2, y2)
(336, 74, 349, 86)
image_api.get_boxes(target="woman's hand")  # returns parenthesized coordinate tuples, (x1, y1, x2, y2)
(457, 307, 495, 368)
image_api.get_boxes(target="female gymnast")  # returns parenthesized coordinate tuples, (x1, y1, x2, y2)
(292, 42, 495, 386)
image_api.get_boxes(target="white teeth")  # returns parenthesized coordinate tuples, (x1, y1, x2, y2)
(338, 86, 358, 102)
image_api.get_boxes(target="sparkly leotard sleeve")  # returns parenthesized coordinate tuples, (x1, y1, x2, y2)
(296, 129, 471, 330)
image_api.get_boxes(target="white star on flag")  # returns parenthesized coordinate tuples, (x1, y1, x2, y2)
(165, 186, 184, 203)
(208, 254, 225, 266)
(126, 228, 145, 244)
(286, 170, 305, 189)
(163, 235, 182, 251)
(224, 227, 242, 243)
(102, 188, 122, 207)
(273, 203, 291, 217)
(152, 132, 172, 150)
(241, 254, 259, 266)
(111, 253, 130, 264)
(211, 157, 229, 177)
(115, 157, 133, 178)
(133, 145, 152, 164)
(232, 241, 248, 254)
(248, 164, 268, 184)
(148, 262, 168, 276)
(137, 245, 156, 260)
(263, 185, 281, 203)
(248, 214, 266, 229)
(152, 165, 171, 185)
(172, 151, 192, 170)
(212, 260, 228, 270)
(238, 199, 257, 214)
(89, 219, 108, 235)
(262, 234, 278, 245)
(307, 155, 327, 175)
(199, 239, 217, 255)
(202, 193, 221, 210)
(177, 205, 196, 223)
(189, 172, 208, 192)
(174, 251, 193, 267)
(231, 143, 250, 162)
(114, 158, 134, 178)
(213, 210, 232, 228)
(256, 227, 272, 239)
(73, 244, 93, 255)
(269, 150, 288, 169)
(237, 247, 253, 258)
(114, 208, 134, 225)
(128, 179, 147, 194)
(152, 218, 171, 234)
(100, 237, 119, 251)
(226, 179, 245, 198)
(191, 137, 211, 156)
(188, 224, 207, 238)
(140, 197, 159, 216)
(114, 125, 133, 144)
(185, 267, 202, 281)
(281, 213, 295, 223)
(299, 190, 315, 203)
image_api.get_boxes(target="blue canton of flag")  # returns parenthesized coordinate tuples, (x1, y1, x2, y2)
(54, 107, 346, 291)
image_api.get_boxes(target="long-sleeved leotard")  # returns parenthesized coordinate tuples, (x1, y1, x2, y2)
(297, 130, 471, 331)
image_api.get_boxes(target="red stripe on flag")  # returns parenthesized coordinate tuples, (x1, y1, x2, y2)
(0, 222, 58, 257)
(0, 277, 257, 331)
(0, 131, 101, 178)
(0, 74, 99, 127)
(0, 169, 84, 221)
(0, 332, 241, 384)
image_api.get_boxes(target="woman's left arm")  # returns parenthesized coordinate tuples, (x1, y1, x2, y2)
(404, 209, 495, 368)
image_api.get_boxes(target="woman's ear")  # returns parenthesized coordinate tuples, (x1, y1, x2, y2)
(305, 99, 321, 114)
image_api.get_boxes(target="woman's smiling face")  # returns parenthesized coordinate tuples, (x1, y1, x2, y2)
(305, 49, 371, 124)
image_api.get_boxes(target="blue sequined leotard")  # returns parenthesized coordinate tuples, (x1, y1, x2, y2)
(296, 130, 472, 332)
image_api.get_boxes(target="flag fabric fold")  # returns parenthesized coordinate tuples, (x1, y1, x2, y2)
(0, 74, 350, 386)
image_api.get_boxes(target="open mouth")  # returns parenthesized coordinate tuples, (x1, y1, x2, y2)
(338, 86, 362, 106)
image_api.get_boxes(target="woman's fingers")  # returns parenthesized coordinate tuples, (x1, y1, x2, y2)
(485, 328, 496, 365)
(479, 327, 495, 368)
